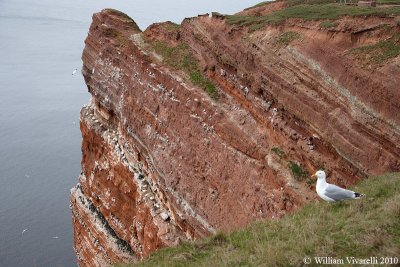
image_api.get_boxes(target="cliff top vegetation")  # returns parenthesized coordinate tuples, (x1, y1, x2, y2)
(227, 0, 400, 31)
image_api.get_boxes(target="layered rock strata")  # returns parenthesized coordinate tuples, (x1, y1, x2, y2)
(71, 7, 400, 266)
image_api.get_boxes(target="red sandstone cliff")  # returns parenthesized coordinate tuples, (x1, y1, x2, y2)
(70, 5, 400, 266)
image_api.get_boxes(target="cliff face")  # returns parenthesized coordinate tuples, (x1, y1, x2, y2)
(71, 6, 400, 266)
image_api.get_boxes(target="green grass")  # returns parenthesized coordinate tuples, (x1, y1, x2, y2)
(189, 72, 218, 100)
(118, 173, 400, 267)
(271, 147, 286, 158)
(226, 3, 400, 31)
(161, 22, 181, 31)
(285, 0, 337, 6)
(288, 161, 309, 181)
(377, 0, 400, 4)
(273, 31, 301, 46)
(319, 21, 339, 28)
(150, 41, 218, 100)
(351, 33, 400, 64)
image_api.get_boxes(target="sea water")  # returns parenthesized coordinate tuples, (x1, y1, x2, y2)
(0, 0, 263, 265)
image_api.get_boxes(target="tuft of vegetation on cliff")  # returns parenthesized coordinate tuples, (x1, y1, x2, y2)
(118, 173, 400, 267)
(273, 31, 301, 46)
(148, 40, 218, 100)
(351, 33, 400, 64)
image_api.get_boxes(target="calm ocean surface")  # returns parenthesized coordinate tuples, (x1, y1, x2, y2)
(0, 0, 261, 266)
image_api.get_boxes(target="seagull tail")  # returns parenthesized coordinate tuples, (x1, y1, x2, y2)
(354, 192, 365, 199)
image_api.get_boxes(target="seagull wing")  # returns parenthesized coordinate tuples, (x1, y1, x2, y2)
(324, 184, 355, 201)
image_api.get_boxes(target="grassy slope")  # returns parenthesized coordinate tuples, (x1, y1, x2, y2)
(227, 2, 400, 31)
(119, 173, 400, 267)
(377, 0, 400, 4)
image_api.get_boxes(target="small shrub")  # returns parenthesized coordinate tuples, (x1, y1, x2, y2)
(288, 161, 309, 181)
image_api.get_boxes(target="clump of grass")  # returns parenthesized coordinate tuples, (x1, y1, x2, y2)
(149, 41, 218, 100)
(189, 71, 218, 100)
(319, 21, 338, 28)
(274, 31, 301, 46)
(351, 33, 400, 64)
(226, 4, 400, 31)
(288, 161, 309, 181)
(271, 147, 285, 158)
(151, 42, 189, 68)
(119, 173, 400, 267)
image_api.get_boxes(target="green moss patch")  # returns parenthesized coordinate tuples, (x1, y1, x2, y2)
(150, 41, 218, 100)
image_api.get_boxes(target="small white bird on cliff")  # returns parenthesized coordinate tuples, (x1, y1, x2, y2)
(311, 170, 365, 202)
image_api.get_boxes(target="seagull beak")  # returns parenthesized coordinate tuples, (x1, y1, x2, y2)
(311, 173, 317, 179)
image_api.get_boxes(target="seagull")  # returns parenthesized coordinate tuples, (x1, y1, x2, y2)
(22, 229, 28, 235)
(52, 236, 59, 239)
(311, 170, 365, 202)
(72, 68, 77, 75)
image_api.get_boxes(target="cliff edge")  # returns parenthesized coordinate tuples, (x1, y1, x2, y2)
(71, 3, 400, 266)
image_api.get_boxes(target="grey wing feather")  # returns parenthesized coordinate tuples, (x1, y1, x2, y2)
(324, 184, 355, 201)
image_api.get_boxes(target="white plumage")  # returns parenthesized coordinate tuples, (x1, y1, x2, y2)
(312, 170, 365, 202)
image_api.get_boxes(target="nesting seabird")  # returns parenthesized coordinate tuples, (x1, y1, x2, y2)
(312, 170, 365, 202)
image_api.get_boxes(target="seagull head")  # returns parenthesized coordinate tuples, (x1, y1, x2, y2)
(311, 170, 326, 180)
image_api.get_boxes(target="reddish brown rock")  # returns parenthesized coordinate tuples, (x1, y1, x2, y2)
(71, 6, 400, 266)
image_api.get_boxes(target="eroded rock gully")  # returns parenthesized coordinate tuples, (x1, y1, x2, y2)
(70, 7, 400, 266)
